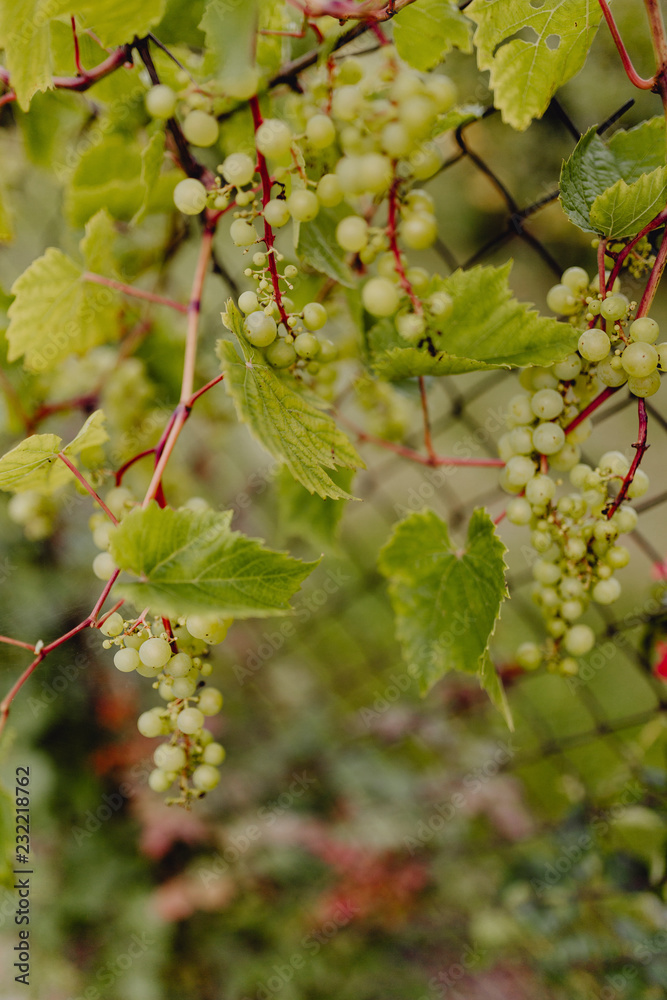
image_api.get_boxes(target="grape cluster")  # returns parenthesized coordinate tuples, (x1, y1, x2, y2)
(99, 610, 229, 804)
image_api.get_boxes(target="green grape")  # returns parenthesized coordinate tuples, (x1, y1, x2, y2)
(185, 615, 231, 644)
(167, 652, 193, 678)
(564, 537, 587, 560)
(628, 372, 661, 397)
(238, 291, 259, 314)
(336, 215, 369, 253)
(123, 630, 148, 650)
(245, 311, 277, 347)
(505, 455, 538, 487)
(158, 680, 175, 701)
(598, 451, 629, 477)
(221, 66, 259, 100)
(612, 505, 638, 533)
(192, 764, 221, 791)
(563, 624, 595, 656)
(335, 155, 365, 195)
(316, 174, 343, 207)
(230, 219, 258, 246)
(294, 333, 320, 359)
(592, 578, 621, 604)
(148, 769, 172, 793)
(596, 356, 628, 387)
(198, 687, 224, 715)
(114, 648, 140, 673)
(405, 189, 434, 214)
(360, 153, 392, 194)
(561, 599, 584, 621)
(137, 709, 165, 738)
(406, 267, 430, 294)
(183, 110, 219, 147)
(559, 577, 584, 600)
(561, 266, 589, 294)
(507, 394, 534, 425)
(380, 122, 413, 158)
(627, 469, 649, 498)
(154, 744, 187, 771)
(600, 294, 629, 322)
(286, 190, 319, 222)
(401, 213, 437, 250)
(605, 545, 630, 568)
(202, 742, 226, 765)
(552, 354, 582, 381)
(332, 84, 363, 120)
(516, 642, 542, 670)
(256, 119, 292, 158)
(538, 587, 560, 610)
(139, 637, 172, 669)
(318, 339, 337, 363)
(173, 178, 208, 215)
(264, 199, 290, 228)
(567, 418, 593, 445)
(306, 113, 336, 148)
(266, 339, 296, 367)
(396, 312, 426, 342)
(549, 443, 581, 472)
(426, 74, 457, 112)
(533, 560, 561, 585)
(172, 676, 198, 699)
(145, 84, 177, 120)
(100, 611, 124, 637)
(621, 341, 659, 377)
(219, 152, 256, 187)
(92, 552, 117, 581)
(428, 291, 453, 319)
(506, 497, 533, 525)
(408, 143, 442, 180)
(531, 388, 564, 420)
(362, 277, 401, 317)
(398, 95, 437, 138)
(546, 284, 578, 315)
(303, 302, 327, 331)
(629, 317, 659, 343)
(176, 707, 204, 735)
(525, 474, 556, 505)
(547, 619, 568, 638)
(578, 329, 611, 362)
(656, 342, 667, 370)
(531, 529, 552, 552)
(532, 422, 565, 455)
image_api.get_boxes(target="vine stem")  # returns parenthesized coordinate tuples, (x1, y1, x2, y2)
(607, 398, 649, 517)
(0, 571, 120, 739)
(249, 96, 291, 327)
(57, 453, 119, 525)
(0, 636, 36, 652)
(607, 207, 667, 290)
(387, 175, 421, 311)
(0, 45, 132, 105)
(418, 377, 437, 462)
(336, 413, 505, 467)
(597, 0, 656, 89)
(637, 222, 667, 316)
(83, 273, 189, 314)
(645, 0, 667, 118)
(287, 0, 418, 23)
(562, 385, 619, 438)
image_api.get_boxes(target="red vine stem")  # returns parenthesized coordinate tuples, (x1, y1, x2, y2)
(0, 45, 131, 106)
(83, 273, 189, 314)
(387, 176, 421, 312)
(249, 96, 291, 328)
(71, 16, 84, 76)
(57, 453, 119, 525)
(637, 222, 667, 316)
(0, 636, 37, 652)
(563, 385, 619, 437)
(607, 399, 649, 517)
(597, 0, 656, 89)
(115, 448, 156, 486)
(607, 208, 667, 290)
(187, 373, 225, 407)
(645, 0, 667, 118)
(418, 377, 436, 462)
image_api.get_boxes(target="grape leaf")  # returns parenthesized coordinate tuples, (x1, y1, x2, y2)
(110, 502, 318, 619)
(200, 0, 258, 88)
(0, 0, 53, 110)
(378, 508, 509, 716)
(277, 466, 354, 550)
(65, 134, 144, 227)
(217, 301, 364, 500)
(370, 263, 578, 380)
(466, 0, 602, 131)
(0, 410, 106, 492)
(560, 119, 667, 234)
(6, 213, 120, 372)
(49, 0, 167, 47)
(132, 128, 167, 225)
(394, 0, 472, 71)
(432, 104, 485, 138)
(297, 212, 355, 288)
(61, 409, 109, 457)
(590, 166, 667, 239)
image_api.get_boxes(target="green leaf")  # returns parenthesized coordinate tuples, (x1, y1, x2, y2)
(6, 214, 120, 372)
(370, 263, 578, 380)
(378, 508, 509, 715)
(466, 0, 602, 131)
(0, 434, 70, 492)
(297, 211, 355, 288)
(277, 466, 353, 550)
(50, 0, 167, 47)
(65, 134, 144, 227)
(0, 0, 53, 110)
(132, 128, 167, 225)
(110, 501, 318, 619)
(590, 166, 667, 239)
(394, 0, 472, 70)
(200, 0, 258, 88)
(479, 652, 513, 730)
(560, 119, 667, 234)
(432, 103, 486, 138)
(61, 410, 109, 457)
(0, 179, 12, 242)
(217, 301, 364, 500)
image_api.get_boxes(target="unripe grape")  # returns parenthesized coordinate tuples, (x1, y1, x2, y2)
(360, 153, 392, 194)
(306, 113, 336, 148)
(531, 529, 552, 552)
(408, 143, 442, 180)
(539, 587, 560, 610)
(93, 552, 117, 581)
(561, 599, 584, 621)
(139, 637, 172, 669)
(533, 560, 561, 585)
(578, 329, 611, 362)
(316, 173, 343, 208)
(148, 769, 172, 793)
(294, 333, 320, 359)
(362, 277, 400, 317)
(505, 455, 538, 487)
(428, 291, 454, 320)
(219, 152, 255, 187)
(516, 642, 542, 670)
(198, 687, 224, 715)
(138, 710, 165, 738)
(401, 213, 437, 250)
(172, 675, 198, 698)
(560, 577, 584, 600)
(552, 354, 582, 381)
(336, 215, 369, 253)
(173, 177, 208, 215)
(203, 742, 226, 765)
(318, 339, 337, 363)
(563, 624, 595, 656)
(506, 497, 533, 525)
(532, 422, 566, 455)
(100, 611, 124, 637)
(286, 189, 319, 222)
(506, 426, 532, 457)
(303, 302, 327, 331)
(549, 442, 581, 472)
(596, 356, 628, 387)
(546, 284, 578, 315)
(531, 388, 564, 420)
(406, 266, 430, 294)
(230, 219, 258, 246)
(426, 74, 457, 112)
(570, 463, 592, 489)
(627, 469, 649, 498)
(332, 85, 363, 121)
(337, 55, 364, 84)
(621, 341, 659, 377)
(600, 294, 629, 322)
(606, 545, 630, 569)
(176, 707, 204, 735)
(238, 291, 259, 314)
(396, 312, 426, 342)
(221, 66, 259, 99)
(629, 317, 659, 343)
(245, 312, 277, 347)
(256, 119, 292, 158)
(123, 630, 148, 650)
(592, 577, 621, 604)
(564, 537, 587, 561)
(380, 122, 413, 159)
(561, 266, 589, 294)
(398, 95, 437, 138)
(266, 340, 297, 368)
(114, 647, 140, 672)
(507, 394, 533, 425)
(377, 252, 400, 279)
(612, 505, 638, 533)
(145, 84, 177, 120)
(598, 451, 629, 477)
(590, 271, 621, 294)
(567, 417, 593, 445)
(183, 110, 219, 147)
(559, 657, 580, 676)
(192, 764, 220, 791)
(628, 372, 661, 397)
(264, 199, 290, 228)
(525, 474, 556, 505)
(154, 744, 187, 771)
(548, 619, 568, 638)
(167, 653, 193, 677)
(185, 615, 231, 644)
